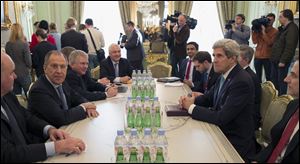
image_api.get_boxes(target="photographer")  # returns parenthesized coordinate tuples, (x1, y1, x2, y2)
(121, 21, 145, 71)
(224, 14, 250, 45)
(252, 13, 278, 83)
(169, 14, 190, 77)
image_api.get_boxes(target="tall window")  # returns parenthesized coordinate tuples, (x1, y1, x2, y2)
(83, 1, 127, 58)
(189, 1, 223, 55)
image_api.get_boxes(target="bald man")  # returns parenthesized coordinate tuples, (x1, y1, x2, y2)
(100, 43, 133, 84)
(1, 51, 85, 162)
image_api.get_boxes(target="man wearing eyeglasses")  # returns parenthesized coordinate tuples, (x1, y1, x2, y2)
(28, 50, 99, 128)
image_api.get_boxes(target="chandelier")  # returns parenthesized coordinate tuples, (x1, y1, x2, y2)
(137, 1, 158, 17)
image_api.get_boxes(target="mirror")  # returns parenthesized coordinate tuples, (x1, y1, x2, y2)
(1, 1, 12, 30)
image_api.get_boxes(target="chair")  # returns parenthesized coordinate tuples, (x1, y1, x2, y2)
(147, 62, 172, 78)
(16, 94, 28, 109)
(91, 66, 100, 79)
(258, 95, 293, 147)
(26, 82, 34, 97)
(150, 41, 166, 53)
(260, 81, 278, 123)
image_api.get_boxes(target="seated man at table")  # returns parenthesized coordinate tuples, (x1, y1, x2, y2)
(254, 55, 299, 163)
(238, 45, 261, 131)
(192, 51, 220, 95)
(66, 50, 118, 101)
(179, 39, 256, 162)
(179, 42, 202, 91)
(100, 43, 133, 84)
(1, 51, 86, 162)
(28, 50, 99, 128)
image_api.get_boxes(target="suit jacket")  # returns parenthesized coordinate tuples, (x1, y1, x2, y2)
(66, 67, 107, 101)
(169, 24, 190, 57)
(100, 56, 133, 83)
(61, 29, 88, 53)
(192, 66, 220, 93)
(1, 92, 48, 162)
(245, 66, 262, 130)
(255, 99, 299, 163)
(191, 64, 256, 161)
(32, 41, 57, 77)
(28, 75, 88, 128)
(179, 58, 202, 90)
(125, 29, 145, 62)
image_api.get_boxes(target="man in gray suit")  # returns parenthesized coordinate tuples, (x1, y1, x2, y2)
(224, 14, 250, 45)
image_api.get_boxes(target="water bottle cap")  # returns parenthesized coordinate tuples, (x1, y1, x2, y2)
(158, 128, 165, 136)
(131, 129, 138, 135)
(136, 96, 141, 100)
(154, 97, 159, 101)
(144, 96, 149, 100)
(117, 130, 124, 136)
(127, 97, 132, 100)
(144, 128, 151, 135)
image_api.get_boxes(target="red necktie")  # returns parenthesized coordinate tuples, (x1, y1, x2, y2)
(185, 60, 192, 80)
(267, 108, 299, 163)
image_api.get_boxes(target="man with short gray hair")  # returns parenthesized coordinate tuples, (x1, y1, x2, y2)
(180, 39, 256, 161)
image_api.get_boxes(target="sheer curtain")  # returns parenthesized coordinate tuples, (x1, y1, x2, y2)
(188, 1, 223, 55)
(83, 1, 127, 58)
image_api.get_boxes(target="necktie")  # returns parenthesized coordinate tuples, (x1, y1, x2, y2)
(185, 60, 192, 80)
(57, 85, 68, 110)
(114, 63, 119, 77)
(267, 108, 299, 163)
(218, 76, 225, 95)
(1, 99, 26, 144)
(203, 72, 209, 93)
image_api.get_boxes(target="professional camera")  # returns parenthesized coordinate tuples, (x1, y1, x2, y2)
(117, 33, 127, 48)
(164, 10, 197, 30)
(225, 20, 235, 30)
(251, 16, 270, 33)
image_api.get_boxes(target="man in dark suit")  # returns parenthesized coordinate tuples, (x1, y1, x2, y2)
(179, 42, 202, 91)
(32, 29, 57, 78)
(1, 51, 85, 162)
(122, 21, 145, 71)
(61, 17, 88, 53)
(255, 55, 299, 163)
(100, 43, 133, 84)
(169, 14, 190, 77)
(66, 50, 118, 101)
(180, 39, 256, 162)
(28, 51, 99, 128)
(192, 51, 220, 95)
(238, 45, 262, 130)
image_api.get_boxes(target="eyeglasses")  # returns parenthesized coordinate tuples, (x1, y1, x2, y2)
(49, 63, 67, 70)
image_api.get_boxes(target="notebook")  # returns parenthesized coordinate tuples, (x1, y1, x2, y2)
(165, 104, 189, 116)
(157, 77, 181, 83)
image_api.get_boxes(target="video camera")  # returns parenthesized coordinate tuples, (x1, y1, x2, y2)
(117, 33, 127, 48)
(225, 20, 235, 30)
(164, 10, 197, 30)
(251, 16, 270, 33)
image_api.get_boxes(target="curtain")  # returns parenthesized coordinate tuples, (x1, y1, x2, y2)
(72, 1, 84, 25)
(277, 1, 298, 14)
(174, 1, 193, 16)
(119, 1, 135, 35)
(216, 1, 237, 35)
(158, 1, 164, 21)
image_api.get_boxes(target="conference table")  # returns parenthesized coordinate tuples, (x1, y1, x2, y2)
(43, 81, 244, 163)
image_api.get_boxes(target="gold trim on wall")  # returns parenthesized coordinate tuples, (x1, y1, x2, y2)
(1, 1, 12, 30)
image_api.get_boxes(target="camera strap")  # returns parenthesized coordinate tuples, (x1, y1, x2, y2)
(87, 28, 98, 52)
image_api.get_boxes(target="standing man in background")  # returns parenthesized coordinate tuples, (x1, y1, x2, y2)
(169, 14, 190, 77)
(224, 14, 250, 45)
(82, 18, 105, 69)
(122, 21, 145, 71)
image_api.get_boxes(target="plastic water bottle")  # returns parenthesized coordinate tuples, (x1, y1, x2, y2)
(135, 97, 143, 131)
(126, 97, 135, 128)
(153, 97, 161, 128)
(131, 81, 137, 98)
(150, 80, 156, 98)
(143, 97, 152, 128)
(114, 130, 128, 163)
(142, 128, 155, 163)
(155, 129, 168, 163)
(132, 70, 137, 78)
(128, 129, 142, 163)
(137, 70, 142, 78)
(148, 69, 153, 78)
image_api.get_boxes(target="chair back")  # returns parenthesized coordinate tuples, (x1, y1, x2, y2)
(147, 62, 172, 78)
(260, 81, 278, 123)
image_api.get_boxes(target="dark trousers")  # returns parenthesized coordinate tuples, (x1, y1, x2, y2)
(129, 60, 144, 72)
(254, 58, 271, 83)
(171, 53, 186, 77)
(270, 61, 291, 95)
